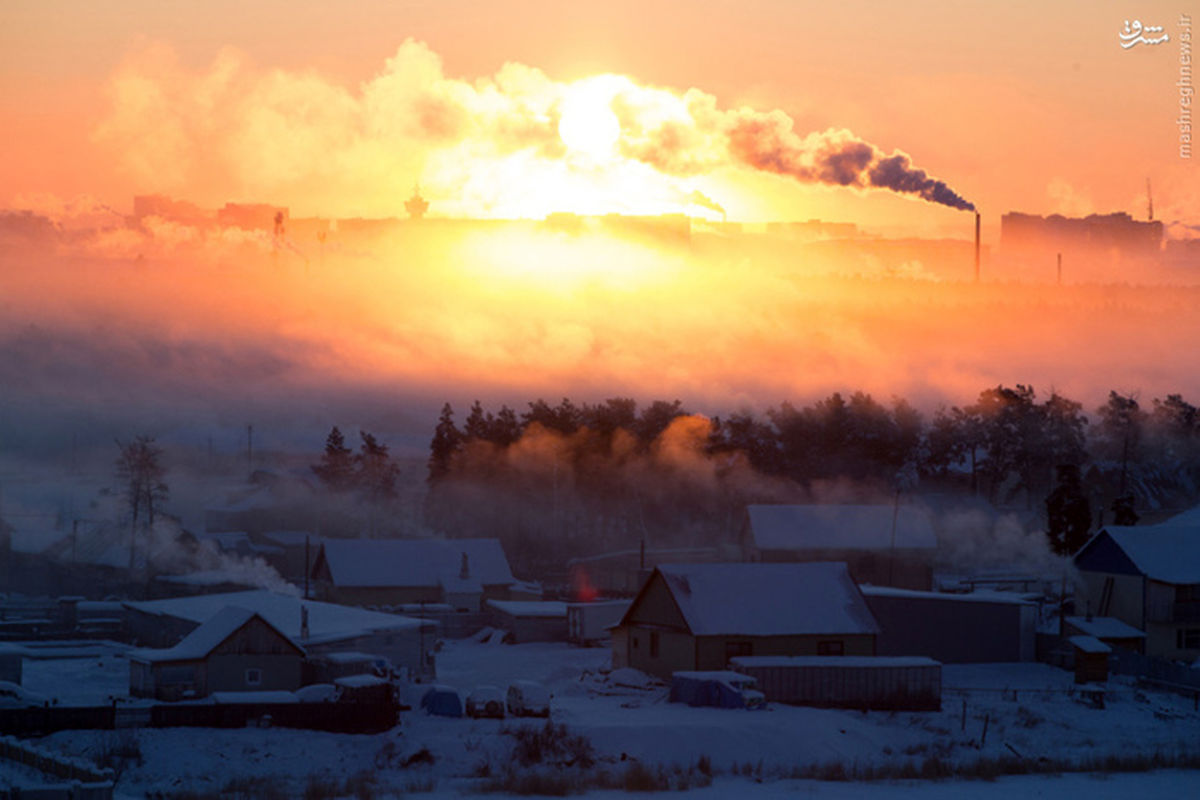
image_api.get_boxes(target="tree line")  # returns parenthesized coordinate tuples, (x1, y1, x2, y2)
(419, 387, 1200, 569)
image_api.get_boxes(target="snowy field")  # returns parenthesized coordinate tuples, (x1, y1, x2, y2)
(5, 638, 1199, 797)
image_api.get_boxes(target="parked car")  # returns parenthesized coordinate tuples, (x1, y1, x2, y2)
(0, 681, 49, 708)
(420, 685, 464, 717)
(465, 685, 505, 719)
(506, 680, 551, 717)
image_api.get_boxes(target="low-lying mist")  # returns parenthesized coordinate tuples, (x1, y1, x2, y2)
(4, 215, 1200, 461)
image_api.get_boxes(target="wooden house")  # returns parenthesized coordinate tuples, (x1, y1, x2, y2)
(129, 606, 304, 700)
(1073, 524, 1200, 660)
(612, 562, 879, 679)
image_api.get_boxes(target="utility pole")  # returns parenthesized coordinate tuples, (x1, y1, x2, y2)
(1056, 252, 1062, 286)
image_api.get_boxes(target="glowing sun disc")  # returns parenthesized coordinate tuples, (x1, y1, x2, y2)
(558, 81, 622, 160)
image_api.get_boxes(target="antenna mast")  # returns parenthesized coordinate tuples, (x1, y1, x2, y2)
(1146, 178, 1154, 222)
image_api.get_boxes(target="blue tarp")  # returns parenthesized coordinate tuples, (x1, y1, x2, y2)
(669, 674, 747, 709)
(420, 686, 463, 717)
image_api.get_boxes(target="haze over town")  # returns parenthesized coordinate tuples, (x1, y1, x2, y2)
(1, 2, 1199, 798)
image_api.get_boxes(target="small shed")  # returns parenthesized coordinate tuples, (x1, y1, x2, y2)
(0, 644, 25, 684)
(567, 600, 631, 645)
(1069, 635, 1111, 684)
(486, 600, 567, 643)
(1063, 616, 1145, 654)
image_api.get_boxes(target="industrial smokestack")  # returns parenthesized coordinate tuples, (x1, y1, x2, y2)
(974, 212, 981, 282)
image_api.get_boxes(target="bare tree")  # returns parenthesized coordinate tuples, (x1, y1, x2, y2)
(115, 435, 168, 570)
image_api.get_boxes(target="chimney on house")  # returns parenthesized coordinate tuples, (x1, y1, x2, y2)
(300, 605, 310, 640)
(460, 552, 470, 580)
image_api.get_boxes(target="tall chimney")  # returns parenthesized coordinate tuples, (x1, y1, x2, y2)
(974, 212, 981, 282)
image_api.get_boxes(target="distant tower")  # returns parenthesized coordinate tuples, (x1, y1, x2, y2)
(1146, 178, 1154, 222)
(405, 185, 429, 220)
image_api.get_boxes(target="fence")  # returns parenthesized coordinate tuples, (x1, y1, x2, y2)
(0, 699, 398, 737)
(0, 735, 114, 799)
(1110, 649, 1200, 692)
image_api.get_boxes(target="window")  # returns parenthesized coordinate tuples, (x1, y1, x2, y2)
(1177, 629, 1200, 650)
(649, 632, 660, 658)
(1177, 585, 1200, 603)
(818, 641, 845, 656)
(245, 668, 262, 686)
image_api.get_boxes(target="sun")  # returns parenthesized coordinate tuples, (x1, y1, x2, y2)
(558, 77, 623, 160)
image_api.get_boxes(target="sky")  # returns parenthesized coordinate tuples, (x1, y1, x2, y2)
(2, 0, 1195, 234)
(1, 0, 1198, 455)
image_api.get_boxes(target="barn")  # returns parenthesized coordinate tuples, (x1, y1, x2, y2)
(741, 504, 937, 590)
(861, 585, 1037, 662)
(310, 538, 519, 611)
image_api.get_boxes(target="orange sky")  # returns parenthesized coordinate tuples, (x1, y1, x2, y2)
(2, 0, 1195, 236)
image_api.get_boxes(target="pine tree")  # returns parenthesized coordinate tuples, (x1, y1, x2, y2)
(313, 426, 355, 492)
(428, 403, 463, 485)
(464, 400, 489, 441)
(357, 431, 399, 502)
(1045, 464, 1091, 555)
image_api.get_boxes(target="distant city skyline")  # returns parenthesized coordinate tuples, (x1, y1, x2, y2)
(2, 1, 1194, 239)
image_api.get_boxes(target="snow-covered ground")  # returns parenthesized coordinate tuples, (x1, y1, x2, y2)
(6, 638, 1199, 797)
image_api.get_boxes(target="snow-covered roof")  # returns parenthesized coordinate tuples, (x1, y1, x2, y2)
(1084, 524, 1200, 584)
(124, 590, 431, 646)
(731, 655, 940, 668)
(746, 504, 938, 552)
(1064, 616, 1145, 640)
(650, 562, 880, 637)
(259, 530, 320, 547)
(211, 690, 298, 704)
(440, 574, 483, 594)
(317, 538, 515, 588)
(861, 585, 1035, 606)
(335, 674, 389, 689)
(1069, 635, 1111, 654)
(485, 600, 567, 618)
(672, 670, 756, 684)
(130, 606, 302, 663)
(320, 651, 377, 664)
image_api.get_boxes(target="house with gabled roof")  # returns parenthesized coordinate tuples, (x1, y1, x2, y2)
(124, 589, 437, 680)
(129, 606, 304, 700)
(310, 538, 519, 611)
(741, 504, 937, 590)
(1073, 523, 1200, 660)
(612, 562, 880, 679)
